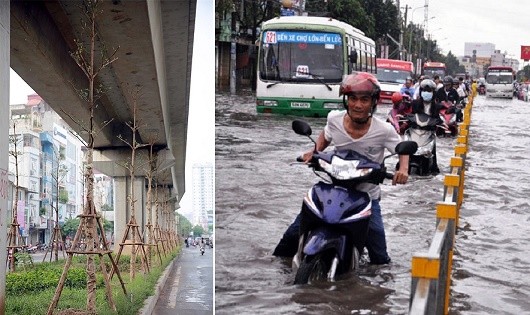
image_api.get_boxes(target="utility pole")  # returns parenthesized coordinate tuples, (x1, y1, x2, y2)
(397, 0, 404, 60)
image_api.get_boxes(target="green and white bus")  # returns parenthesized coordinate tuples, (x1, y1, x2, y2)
(256, 16, 377, 117)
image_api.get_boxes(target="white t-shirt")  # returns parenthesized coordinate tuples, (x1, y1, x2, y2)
(323, 110, 402, 199)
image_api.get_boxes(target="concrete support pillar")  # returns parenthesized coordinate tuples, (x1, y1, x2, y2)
(0, 2, 9, 312)
(160, 187, 172, 230)
(113, 176, 146, 252)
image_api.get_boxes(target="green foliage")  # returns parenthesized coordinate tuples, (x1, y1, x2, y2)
(444, 51, 466, 76)
(39, 207, 46, 216)
(61, 217, 113, 238)
(61, 217, 80, 238)
(58, 188, 69, 204)
(5, 251, 179, 315)
(177, 213, 193, 236)
(6, 265, 90, 295)
(517, 65, 530, 81)
(216, 0, 234, 17)
(103, 218, 114, 233)
(14, 252, 33, 271)
(192, 224, 205, 237)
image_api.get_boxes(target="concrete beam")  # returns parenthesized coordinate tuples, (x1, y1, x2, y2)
(0, 1, 9, 311)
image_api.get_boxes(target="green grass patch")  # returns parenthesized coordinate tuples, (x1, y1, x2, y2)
(6, 248, 179, 315)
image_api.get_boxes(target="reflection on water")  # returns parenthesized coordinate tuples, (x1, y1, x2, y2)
(215, 92, 530, 314)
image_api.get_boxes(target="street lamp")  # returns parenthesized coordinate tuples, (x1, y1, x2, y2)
(407, 6, 428, 54)
(409, 5, 426, 25)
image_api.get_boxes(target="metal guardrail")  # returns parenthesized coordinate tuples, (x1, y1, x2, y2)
(409, 94, 474, 314)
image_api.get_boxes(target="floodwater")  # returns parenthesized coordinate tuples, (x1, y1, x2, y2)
(215, 91, 530, 314)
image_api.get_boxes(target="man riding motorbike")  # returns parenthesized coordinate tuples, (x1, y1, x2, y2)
(273, 72, 410, 265)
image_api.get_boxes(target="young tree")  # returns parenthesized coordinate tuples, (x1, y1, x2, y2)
(43, 147, 68, 262)
(113, 85, 150, 280)
(7, 124, 26, 272)
(47, 1, 126, 313)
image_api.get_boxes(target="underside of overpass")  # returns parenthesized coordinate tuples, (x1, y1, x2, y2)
(9, 0, 196, 201)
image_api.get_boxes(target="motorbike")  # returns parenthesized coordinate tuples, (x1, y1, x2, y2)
(402, 113, 440, 176)
(386, 95, 412, 135)
(290, 120, 417, 284)
(437, 101, 458, 137)
(200, 246, 205, 255)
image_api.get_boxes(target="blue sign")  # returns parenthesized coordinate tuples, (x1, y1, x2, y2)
(263, 31, 342, 46)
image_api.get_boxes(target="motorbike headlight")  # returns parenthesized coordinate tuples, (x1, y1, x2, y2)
(415, 141, 434, 156)
(319, 157, 373, 180)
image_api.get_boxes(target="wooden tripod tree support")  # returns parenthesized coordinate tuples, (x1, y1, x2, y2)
(43, 226, 66, 263)
(144, 223, 163, 267)
(153, 222, 168, 256)
(47, 1, 126, 313)
(113, 85, 151, 280)
(6, 216, 27, 272)
(109, 214, 150, 280)
(47, 209, 127, 314)
(143, 141, 163, 267)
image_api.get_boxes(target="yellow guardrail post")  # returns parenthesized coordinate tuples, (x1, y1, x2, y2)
(409, 94, 474, 315)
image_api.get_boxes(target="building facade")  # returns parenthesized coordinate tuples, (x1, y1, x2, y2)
(9, 94, 85, 245)
(192, 163, 214, 230)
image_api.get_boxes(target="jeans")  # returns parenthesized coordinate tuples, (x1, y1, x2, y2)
(273, 199, 391, 264)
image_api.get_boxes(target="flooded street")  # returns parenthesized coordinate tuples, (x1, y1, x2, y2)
(215, 91, 530, 314)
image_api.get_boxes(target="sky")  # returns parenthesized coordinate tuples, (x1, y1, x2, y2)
(9, 2, 214, 223)
(399, 0, 530, 68)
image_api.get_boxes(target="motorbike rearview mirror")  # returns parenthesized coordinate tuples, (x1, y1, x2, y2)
(395, 141, 418, 155)
(292, 120, 312, 136)
(292, 120, 317, 149)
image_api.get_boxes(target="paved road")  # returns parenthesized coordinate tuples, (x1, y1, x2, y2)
(152, 245, 213, 315)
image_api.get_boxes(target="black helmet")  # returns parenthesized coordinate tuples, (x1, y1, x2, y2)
(443, 75, 453, 85)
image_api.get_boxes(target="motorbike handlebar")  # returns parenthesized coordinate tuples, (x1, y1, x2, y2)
(385, 172, 394, 180)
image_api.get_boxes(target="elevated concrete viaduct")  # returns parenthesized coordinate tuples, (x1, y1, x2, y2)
(0, 0, 197, 304)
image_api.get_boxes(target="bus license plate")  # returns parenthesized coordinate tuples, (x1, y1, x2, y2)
(291, 102, 310, 108)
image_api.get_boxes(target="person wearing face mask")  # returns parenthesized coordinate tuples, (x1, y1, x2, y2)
(435, 75, 460, 104)
(272, 72, 410, 265)
(410, 79, 443, 174)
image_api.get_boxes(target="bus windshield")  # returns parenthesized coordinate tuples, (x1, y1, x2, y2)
(486, 72, 512, 84)
(376, 69, 410, 84)
(259, 30, 343, 83)
(423, 68, 445, 77)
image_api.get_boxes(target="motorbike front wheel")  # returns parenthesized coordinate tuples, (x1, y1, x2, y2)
(294, 253, 331, 285)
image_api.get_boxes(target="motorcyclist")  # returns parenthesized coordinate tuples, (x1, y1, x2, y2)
(400, 77, 415, 98)
(435, 75, 460, 104)
(410, 79, 443, 174)
(388, 91, 412, 134)
(273, 72, 410, 265)
(452, 78, 465, 122)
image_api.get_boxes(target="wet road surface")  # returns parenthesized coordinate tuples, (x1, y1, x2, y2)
(215, 92, 530, 314)
(153, 246, 213, 315)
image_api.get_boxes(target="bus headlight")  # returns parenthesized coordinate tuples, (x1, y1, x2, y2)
(257, 100, 278, 107)
(323, 102, 342, 109)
